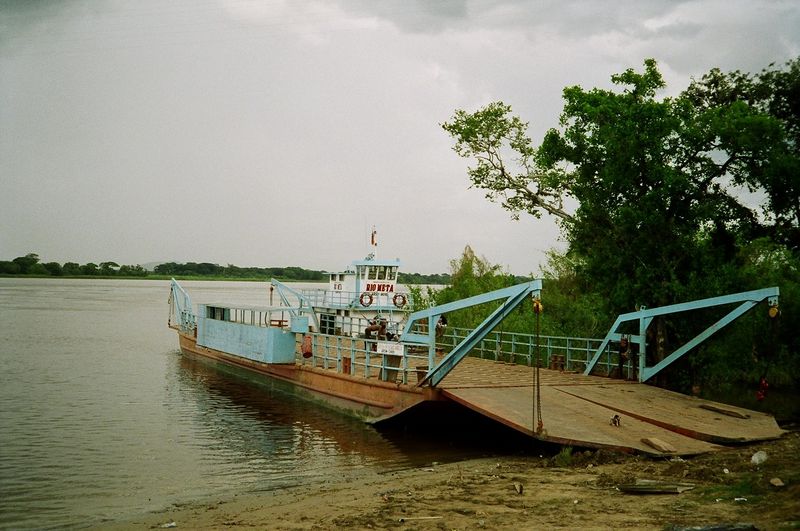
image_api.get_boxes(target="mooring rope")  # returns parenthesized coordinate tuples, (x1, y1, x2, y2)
(533, 298, 544, 434)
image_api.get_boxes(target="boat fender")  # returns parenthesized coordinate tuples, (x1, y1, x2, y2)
(359, 292, 374, 307)
(301, 335, 313, 358)
(392, 293, 407, 308)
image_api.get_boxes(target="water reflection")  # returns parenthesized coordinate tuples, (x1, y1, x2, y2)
(168, 354, 419, 489)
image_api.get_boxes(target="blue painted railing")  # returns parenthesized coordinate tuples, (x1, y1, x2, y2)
(437, 327, 613, 374)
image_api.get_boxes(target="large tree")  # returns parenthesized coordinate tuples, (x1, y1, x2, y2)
(443, 59, 797, 381)
(444, 59, 796, 307)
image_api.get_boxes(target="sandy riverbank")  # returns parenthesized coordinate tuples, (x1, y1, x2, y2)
(101, 432, 798, 530)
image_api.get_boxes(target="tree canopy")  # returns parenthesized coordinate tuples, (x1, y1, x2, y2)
(443, 58, 800, 388)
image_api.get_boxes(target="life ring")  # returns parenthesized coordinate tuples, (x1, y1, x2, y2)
(392, 293, 407, 308)
(359, 292, 374, 307)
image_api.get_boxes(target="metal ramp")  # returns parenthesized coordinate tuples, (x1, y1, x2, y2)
(438, 358, 784, 456)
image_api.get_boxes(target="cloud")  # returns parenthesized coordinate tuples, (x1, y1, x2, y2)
(1, 0, 798, 274)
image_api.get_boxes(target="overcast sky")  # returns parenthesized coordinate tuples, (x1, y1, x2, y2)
(2, 0, 798, 274)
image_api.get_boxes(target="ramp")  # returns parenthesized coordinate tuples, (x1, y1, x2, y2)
(438, 358, 783, 456)
(552, 383, 784, 444)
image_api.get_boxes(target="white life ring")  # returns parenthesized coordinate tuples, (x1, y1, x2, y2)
(392, 293, 407, 308)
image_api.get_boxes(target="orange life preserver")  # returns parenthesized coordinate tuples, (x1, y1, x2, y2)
(392, 293, 407, 308)
(301, 335, 313, 358)
(359, 292, 374, 307)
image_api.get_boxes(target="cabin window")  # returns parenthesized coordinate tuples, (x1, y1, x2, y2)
(368, 267, 377, 280)
(330, 274, 336, 282)
(377, 266, 386, 280)
(358, 266, 366, 278)
(387, 267, 396, 280)
(320, 313, 336, 335)
(207, 306, 230, 321)
(339, 274, 345, 281)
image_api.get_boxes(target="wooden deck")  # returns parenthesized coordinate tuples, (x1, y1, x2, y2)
(436, 357, 784, 456)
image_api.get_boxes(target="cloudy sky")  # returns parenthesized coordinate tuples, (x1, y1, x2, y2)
(2, 0, 798, 274)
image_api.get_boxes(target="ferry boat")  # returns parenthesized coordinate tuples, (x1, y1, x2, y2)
(168, 252, 442, 421)
(168, 251, 784, 455)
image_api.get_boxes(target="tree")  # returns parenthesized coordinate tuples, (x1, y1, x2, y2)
(100, 261, 120, 275)
(118, 264, 147, 277)
(441, 102, 572, 221)
(12, 253, 40, 274)
(444, 59, 797, 384)
(0, 261, 21, 274)
(81, 263, 99, 275)
(43, 262, 63, 276)
(62, 262, 81, 276)
(433, 246, 518, 330)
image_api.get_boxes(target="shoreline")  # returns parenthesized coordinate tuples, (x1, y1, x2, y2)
(98, 432, 799, 530)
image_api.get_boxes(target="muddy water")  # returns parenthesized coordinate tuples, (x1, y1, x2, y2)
(0, 279, 497, 529)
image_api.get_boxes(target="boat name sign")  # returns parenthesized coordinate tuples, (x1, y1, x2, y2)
(364, 283, 394, 293)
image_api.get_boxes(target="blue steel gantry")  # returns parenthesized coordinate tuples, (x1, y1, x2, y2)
(583, 287, 780, 383)
(400, 280, 542, 387)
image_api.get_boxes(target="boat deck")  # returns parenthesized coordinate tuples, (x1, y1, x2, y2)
(437, 357, 784, 455)
(310, 351, 784, 456)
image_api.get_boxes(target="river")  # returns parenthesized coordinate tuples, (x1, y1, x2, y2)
(0, 278, 494, 529)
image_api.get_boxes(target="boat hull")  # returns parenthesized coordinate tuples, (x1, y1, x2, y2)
(176, 331, 432, 421)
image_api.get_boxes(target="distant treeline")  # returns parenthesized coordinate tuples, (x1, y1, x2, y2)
(0, 253, 147, 277)
(154, 262, 453, 284)
(1, 253, 451, 284)
(153, 262, 325, 280)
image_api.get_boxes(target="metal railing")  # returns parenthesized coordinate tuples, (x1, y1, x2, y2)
(295, 325, 622, 384)
(298, 332, 429, 385)
(437, 327, 616, 374)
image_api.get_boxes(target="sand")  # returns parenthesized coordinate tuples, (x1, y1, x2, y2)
(100, 432, 799, 530)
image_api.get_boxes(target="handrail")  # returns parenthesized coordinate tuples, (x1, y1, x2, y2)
(270, 278, 320, 331)
(169, 279, 196, 332)
(439, 326, 612, 372)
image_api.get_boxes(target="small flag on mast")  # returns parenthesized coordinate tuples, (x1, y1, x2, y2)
(370, 226, 377, 247)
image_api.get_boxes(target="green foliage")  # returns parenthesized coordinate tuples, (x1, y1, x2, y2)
(432, 246, 520, 330)
(80, 263, 99, 275)
(693, 239, 800, 388)
(536, 249, 612, 338)
(0, 254, 442, 284)
(444, 57, 800, 389)
(62, 262, 81, 276)
(100, 261, 120, 275)
(0, 261, 21, 274)
(684, 58, 800, 250)
(12, 253, 40, 274)
(153, 261, 325, 280)
(1, 254, 147, 278)
(407, 284, 439, 313)
(553, 446, 573, 467)
(43, 262, 63, 276)
(425, 246, 603, 339)
(441, 101, 571, 220)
